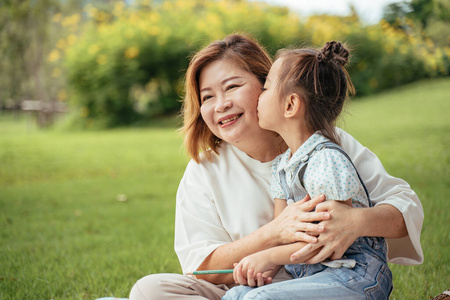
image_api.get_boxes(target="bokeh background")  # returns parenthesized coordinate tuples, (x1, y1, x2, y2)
(1, 0, 449, 299)
(1, 0, 449, 128)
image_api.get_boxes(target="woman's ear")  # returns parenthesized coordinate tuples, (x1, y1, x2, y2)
(284, 93, 303, 118)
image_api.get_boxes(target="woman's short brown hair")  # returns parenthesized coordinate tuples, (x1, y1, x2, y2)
(181, 34, 272, 162)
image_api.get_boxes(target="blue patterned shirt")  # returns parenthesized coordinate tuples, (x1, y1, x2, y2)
(271, 133, 369, 208)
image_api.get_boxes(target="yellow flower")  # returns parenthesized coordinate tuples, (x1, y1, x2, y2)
(52, 13, 62, 23)
(80, 107, 89, 118)
(147, 26, 160, 36)
(357, 61, 367, 71)
(47, 49, 60, 62)
(149, 12, 160, 23)
(88, 44, 101, 55)
(113, 1, 125, 16)
(86, 5, 97, 18)
(97, 54, 108, 65)
(125, 28, 135, 39)
(67, 34, 77, 46)
(62, 14, 81, 27)
(56, 39, 66, 49)
(369, 78, 379, 89)
(51, 68, 62, 78)
(124, 47, 140, 59)
(57, 90, 67, 101)
(96, 11, 110, 23)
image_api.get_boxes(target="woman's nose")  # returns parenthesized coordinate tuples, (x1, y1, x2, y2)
(214, 94, 232, 112)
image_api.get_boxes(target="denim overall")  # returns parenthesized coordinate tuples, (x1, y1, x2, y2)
(281, 142, 393, 299)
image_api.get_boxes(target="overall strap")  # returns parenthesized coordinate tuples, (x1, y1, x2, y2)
(279, 159, 309, 203)
(278, 145, 323, 203)
(319, 142, 371, 205)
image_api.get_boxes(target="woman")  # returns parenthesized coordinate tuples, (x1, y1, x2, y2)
(129, 34, 423, 300)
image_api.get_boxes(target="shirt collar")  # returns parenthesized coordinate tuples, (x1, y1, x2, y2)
(276, 133, 329, 173)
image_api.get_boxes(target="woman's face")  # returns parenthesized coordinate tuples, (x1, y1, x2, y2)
(199, 59, 265, 146)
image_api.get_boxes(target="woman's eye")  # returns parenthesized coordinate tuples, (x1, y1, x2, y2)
(261, 87, 267, 92)
(226, 84, 239, 91)
(201, 95, 213, 103)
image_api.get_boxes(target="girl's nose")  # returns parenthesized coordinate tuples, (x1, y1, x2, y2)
(215, 94, 232, 112)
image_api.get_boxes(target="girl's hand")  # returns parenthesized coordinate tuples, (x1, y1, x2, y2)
(233, 252, 279, 287)
(290, 200, 362, 264)
(268, 194, 330, 245)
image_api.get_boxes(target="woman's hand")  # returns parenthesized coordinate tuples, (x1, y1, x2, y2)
(290, 200, 362, 264)
(268, 194, 331, 245)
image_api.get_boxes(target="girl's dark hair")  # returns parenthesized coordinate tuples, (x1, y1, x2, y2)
(275, 41, 355, 145)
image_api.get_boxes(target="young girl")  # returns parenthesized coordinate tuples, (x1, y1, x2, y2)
(223, 41, 393, 299)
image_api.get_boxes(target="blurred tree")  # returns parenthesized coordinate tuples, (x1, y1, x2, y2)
(383, 1, 412, 28)
(382, 0, 450, 47)
(425, 0, 450, 47)
(408, 0, 435, 28)
(0, 0, 58, 109)
(0, 0, 72, 109)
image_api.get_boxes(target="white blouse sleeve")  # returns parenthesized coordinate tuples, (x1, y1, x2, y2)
(338, 128, 424, 265)
(174, 160, 231, 274)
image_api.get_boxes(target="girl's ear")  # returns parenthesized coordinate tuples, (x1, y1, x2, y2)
(284, 93, 302, 118)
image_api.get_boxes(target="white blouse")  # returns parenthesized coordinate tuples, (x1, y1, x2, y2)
(174, 129, 424, 274)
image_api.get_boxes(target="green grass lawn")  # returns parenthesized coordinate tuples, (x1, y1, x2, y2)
(1, 78, 449, 299)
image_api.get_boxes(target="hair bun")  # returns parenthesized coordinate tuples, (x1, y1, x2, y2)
(317, 41, 349, 66)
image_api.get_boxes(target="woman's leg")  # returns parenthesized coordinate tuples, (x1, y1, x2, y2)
(129, 273, 228, 300)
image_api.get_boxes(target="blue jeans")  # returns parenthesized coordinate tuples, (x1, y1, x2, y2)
(222, 237, 392, 300)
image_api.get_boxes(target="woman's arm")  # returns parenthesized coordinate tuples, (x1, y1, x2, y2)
(196, 195, 328, 285)
(290, 129, 424, 265)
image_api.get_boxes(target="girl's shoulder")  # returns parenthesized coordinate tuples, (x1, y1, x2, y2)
(308, 146, 354, 172)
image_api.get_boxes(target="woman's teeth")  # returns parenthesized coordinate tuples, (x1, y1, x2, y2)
(221, 115, 240, 124)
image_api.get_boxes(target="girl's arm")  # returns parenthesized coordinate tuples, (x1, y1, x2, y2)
(233, 241, 319, 285)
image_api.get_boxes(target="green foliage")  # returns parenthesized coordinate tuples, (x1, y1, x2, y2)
(1, 79, 449, 299)
(305, 14, 449, 95)
(2, 0, 449, 129)
(60, 0, 308, 127)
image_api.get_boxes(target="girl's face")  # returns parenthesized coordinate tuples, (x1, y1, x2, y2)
(199, 59, 265, 146)
(257, 58, 285, 131)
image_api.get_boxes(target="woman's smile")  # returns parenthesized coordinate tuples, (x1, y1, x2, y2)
(218, 113, 243, 127)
